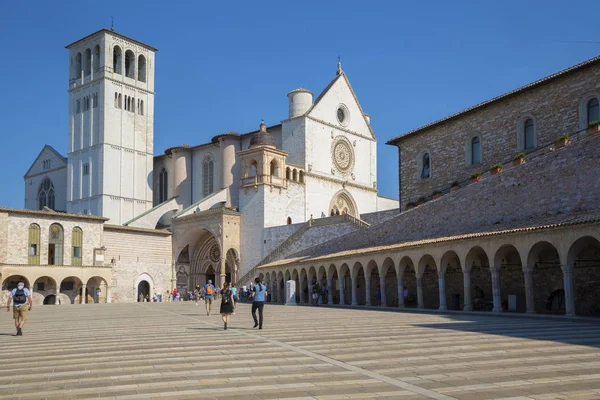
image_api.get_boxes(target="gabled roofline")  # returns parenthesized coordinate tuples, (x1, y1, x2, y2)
(65, 28, 158, 52)
(24, 145, 68, 178)
(386, 54, 600, 145)
(306, 72, 376, 140)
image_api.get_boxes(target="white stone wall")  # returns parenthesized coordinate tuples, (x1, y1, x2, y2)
(191, 146, 222, 207)
(281, 119, 305, 167)
(376, 196, 399, 211)
(304, 175, 377, 219)
(67, 30, 156, 225)
(103, 226, 172, 303)
(24, 148, 67, 212)
(239, 188, 265, 275)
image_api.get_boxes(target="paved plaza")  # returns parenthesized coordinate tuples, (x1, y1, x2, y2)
(1, 304, 600, 400)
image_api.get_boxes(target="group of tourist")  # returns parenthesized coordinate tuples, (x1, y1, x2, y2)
(199, 278, 267, 330)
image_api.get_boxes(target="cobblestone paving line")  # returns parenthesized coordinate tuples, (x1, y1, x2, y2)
(1, 303, 600, 399)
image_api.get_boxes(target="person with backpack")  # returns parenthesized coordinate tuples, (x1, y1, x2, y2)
(250, 277, 268, 329)
(204, 280, 215, 316)
(6, 281, 32, 336)
(219, 282, 235, 330)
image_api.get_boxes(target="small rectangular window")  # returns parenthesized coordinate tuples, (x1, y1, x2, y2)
(73, 246, 81, 258)
(36, 282, 45, 291)
(29, 244, 38, 256)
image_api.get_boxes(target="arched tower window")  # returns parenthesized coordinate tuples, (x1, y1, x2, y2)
(93, 45, 100, 72)
(292, 169, 298, 181)
(125, 50, 135, 78)
(84, 48, 91, 76)
(286, 167, 291, 180)
(113, 46, 122, 74)
(28, 224, 40, 265)
(287, 217, 292, 225)
(138, 55, 146, 82)
(524, 119, 535, 150)
(270, 160, 278, 176)
(72, 227, 83, 266)
(38, 177, 55, 210)
(74, 52, 82, 78)
(471, 136, 481, 165)
(299, 171, 305, 183)
(588, 98, 600, 124)
(420, 152, 431, 179)
(250, 160, 258, 177)
(48, 224, 64, 265)
(158, 167, 168, 203)
(203, 156, 214, 197)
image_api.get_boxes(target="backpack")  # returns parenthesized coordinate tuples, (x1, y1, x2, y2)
(222, 289, 231, 303)
(206, 285, 214, 295)
(13, 288, 27, 304)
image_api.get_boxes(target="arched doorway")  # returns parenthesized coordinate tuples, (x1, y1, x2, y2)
(528, 241, 563, 315)
(329, 189, 358, 217)
(401, 259, 417, 308)
(494, 244, 525, 313)
(568, 236, 600, 316)
(137, 281, 150, 302)
(33, 276, 58, 306)
(466, 246, 492, 312)
(419, 254, 439, 309)
(441, 251, 463, 311)
(381, 258, 397, 307)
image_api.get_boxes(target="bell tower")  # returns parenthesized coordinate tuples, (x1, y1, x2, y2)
(65, 29, 157, 224)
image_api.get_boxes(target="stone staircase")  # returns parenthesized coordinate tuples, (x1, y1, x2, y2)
(236, 214, 370, 287)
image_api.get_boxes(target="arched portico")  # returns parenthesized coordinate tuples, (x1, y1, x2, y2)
(465, 246, 493, 312)
(440, 250, 463, 311)
(338, 263, 351, 305)
(568, 236, 600, 316)
(380, 257, 397, 307)
(494, 244, 525, 313)
(327, 264, 338, 304)
(400, 256, 417, 308)
(418, 254, 439, 309)
(352, 262, 366, 305)
(527, 241, 563, 315)
(365, 260, 379, 306)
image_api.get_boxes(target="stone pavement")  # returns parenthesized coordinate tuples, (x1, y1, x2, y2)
(1, 304, 600, 400)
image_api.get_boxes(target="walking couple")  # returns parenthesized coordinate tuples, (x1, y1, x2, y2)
(217, 277, 267, 330)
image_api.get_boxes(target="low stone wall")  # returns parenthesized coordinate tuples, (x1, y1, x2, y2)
(294, 133, 600, 258)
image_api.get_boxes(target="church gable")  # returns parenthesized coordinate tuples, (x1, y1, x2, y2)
(24, 145, 67, 179)
(307, 72, 375, 140)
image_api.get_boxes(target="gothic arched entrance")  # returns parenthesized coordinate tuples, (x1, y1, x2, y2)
(329, 189, 358, 217)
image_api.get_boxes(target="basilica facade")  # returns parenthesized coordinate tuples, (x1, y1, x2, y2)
(4, 28, 398, 303)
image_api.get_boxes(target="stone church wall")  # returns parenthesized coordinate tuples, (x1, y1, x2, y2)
(295, 133, 600, 258)
(397, 63, 600, 208)
(103, 225, 172, 302)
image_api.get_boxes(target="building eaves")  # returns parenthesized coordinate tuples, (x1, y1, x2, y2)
(259, 210, 600, 269)
(103, 224, 172, 236)
(0, 206, 108, 222)
(65, 28, 158, 52)
(24, 145, 67, 178)
(386, 54, 600, 145)
(185, 124, 283, 152)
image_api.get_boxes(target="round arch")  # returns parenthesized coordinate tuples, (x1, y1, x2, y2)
(568, 236, 600, 316)
(527, 241, 563, 314)
(134, 273, 154, 303)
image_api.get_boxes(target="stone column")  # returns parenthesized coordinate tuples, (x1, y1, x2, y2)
(365, 275, 372, 306)
(397, 275, 404, 308)
(463, 269, 472, 311)
(219, 258, 227, 289)
(438, 274, 447, 311)
(491, 268, 502, 313)
(81, 284, 87, 304)
(55, 287, 60, 305)
(101, 283, 108, 304)
(379, 275, 387, 307)
(523, 269, 535, 314)
(106, 286, 112, 304)
(351, 277, 357, 306)
(307, 280, 313, 304)
(339, 278, 345, 305)
(327, 278, 334, 304)
(562, 265, 575, 316)
(417, 277, 424, 309)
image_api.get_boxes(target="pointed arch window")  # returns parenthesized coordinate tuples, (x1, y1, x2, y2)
(38, 177, 55, 210)
(48, 224, 64, 265)
(588, 98, 600, 125)
(159, 167, 168, 203)
(471, 136, 481, 165)
(203, 156, 214, 197)
(72, 227, 82, 266)
(125, 50, 135, 78)
(28, 224, 40, 265)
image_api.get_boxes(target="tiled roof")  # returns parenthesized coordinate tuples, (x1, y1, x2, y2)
(0, 207, 108, 222)
(103, 224, 172, 235)
(386, 55, 600, 145)
(258, 209, 600, 269)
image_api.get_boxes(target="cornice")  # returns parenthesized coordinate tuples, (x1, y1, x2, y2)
(304, 171, 377, 193)
(24, 165, 67, 179)
(68, 75, 155, 95)
(68, 143, 153, 157)
(306, 116, 377, 142)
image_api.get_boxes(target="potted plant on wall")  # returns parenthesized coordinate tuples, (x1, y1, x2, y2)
(587, 120, 600, 136)
(451, 181, 460, 192)
(469, 171, 482, 184)
(432, 190, 442, 200)
(416, 196, 427, 206)
(512, 152, 526, 166)
(490, 163, 503, 176)
(555, 134, 571, 149)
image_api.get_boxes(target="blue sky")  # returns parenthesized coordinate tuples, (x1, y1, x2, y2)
(0, 1, 598, 209)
